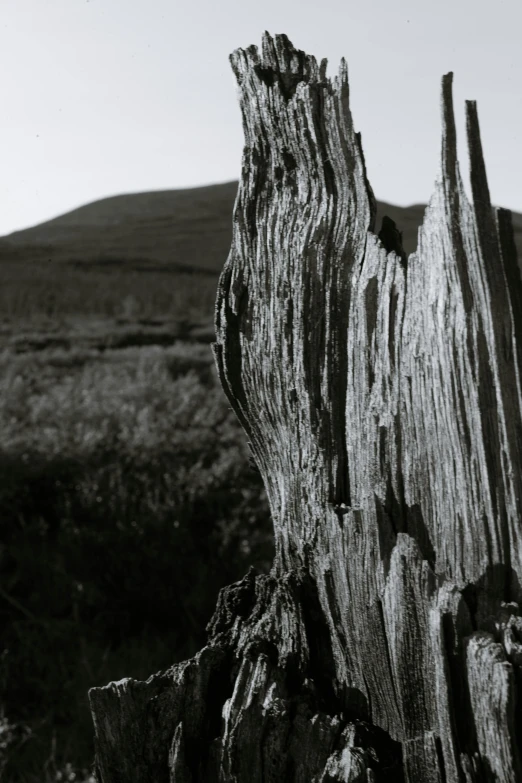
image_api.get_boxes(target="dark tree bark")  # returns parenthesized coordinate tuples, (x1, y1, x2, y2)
(89, 32, 522, 782)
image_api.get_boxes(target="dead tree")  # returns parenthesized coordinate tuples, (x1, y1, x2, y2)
(89, 32, 522, 782)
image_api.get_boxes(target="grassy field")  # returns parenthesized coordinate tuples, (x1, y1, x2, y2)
(0, 193, 269, 781)
(0, 260, 218, 326)
(0, 330, 273, 781)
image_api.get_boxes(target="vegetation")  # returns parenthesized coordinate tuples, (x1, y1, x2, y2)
(0, 336, 273, 781)
(2, 177, 520, 781)
(0, 260, 218, 324)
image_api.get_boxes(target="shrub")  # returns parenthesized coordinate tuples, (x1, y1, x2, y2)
(0, 343, 273, 779)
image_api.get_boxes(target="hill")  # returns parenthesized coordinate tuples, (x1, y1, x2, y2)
(2, 181, 519, 273)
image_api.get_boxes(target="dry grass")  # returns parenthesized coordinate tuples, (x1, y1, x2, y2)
(0, 260, 218, 324)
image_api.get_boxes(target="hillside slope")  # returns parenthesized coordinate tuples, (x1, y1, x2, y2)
(0, 181, 520, 273)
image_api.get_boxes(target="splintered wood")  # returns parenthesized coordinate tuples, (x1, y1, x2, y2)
(90, 33, 522, 782)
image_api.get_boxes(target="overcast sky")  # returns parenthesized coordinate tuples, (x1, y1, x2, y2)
(1, 0, 520, 236)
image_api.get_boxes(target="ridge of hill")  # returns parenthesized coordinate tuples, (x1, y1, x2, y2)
(0, 181, 520, 273)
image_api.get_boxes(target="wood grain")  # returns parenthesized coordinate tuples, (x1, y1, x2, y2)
(89, 32, 522, 782)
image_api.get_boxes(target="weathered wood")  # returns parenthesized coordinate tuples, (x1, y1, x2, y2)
(89, 32, 522, 781)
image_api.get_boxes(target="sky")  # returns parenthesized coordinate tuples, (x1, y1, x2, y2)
(0, 0, 520, 236)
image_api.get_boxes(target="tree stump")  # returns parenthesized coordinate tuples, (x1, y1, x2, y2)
(89, 32, 522, 782)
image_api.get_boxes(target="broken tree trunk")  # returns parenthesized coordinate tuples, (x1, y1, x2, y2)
(89, 32, 522, 782)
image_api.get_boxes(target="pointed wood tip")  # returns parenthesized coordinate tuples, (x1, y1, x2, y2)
(466, 99, 492, 212)
(440, 72, 458, 187)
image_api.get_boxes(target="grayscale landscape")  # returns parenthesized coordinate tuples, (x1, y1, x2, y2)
(1, 0, 520, 776)
(0, 181, 520, 780)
